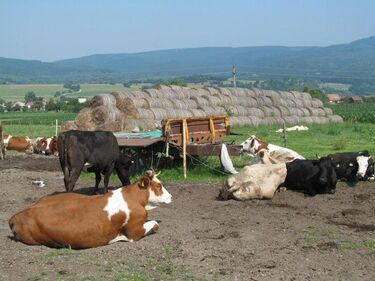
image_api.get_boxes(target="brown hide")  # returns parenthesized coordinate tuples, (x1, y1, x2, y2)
(7, 136, 33, 153)
(9, 174, 165, 249)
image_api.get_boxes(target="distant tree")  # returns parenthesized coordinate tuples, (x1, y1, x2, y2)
(123, 82, 132, 88)
(161, 79, 187, 87)
(25, 91, 37, 102)
(13, 103, 22, 112)
(5, 101, 13, 112)
(63, 82, 80, 92)
(0, 97, 5, 105)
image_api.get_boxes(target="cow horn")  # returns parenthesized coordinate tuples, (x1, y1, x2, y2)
(155, 171, 161, 176)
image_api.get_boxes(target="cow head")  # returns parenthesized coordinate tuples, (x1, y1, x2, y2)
(34, 137, 48, 154)
(356, 155, 373, 179)
(139, 170, 172, 206)
(315, 157, 337, 194)
(45, 136, 58, 156)
(240, 135, 268, 155)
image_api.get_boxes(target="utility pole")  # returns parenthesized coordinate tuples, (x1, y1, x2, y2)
(232, 65, 237, 88)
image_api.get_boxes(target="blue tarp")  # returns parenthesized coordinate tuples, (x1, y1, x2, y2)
(114, 130, 163, 139)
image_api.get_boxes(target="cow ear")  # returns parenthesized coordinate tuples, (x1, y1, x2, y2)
(145, 170, 154, 179)
(139, 177, 150, 189)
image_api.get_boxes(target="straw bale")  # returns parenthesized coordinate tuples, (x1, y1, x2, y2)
(218, 87, 232, 96)
(328, 115, 344, 123)
(91, 105, 122, 125)
(171, 99, 198, 109)
(275, 105, 291, 116)
(289, 91, 303, 99)
(233, 97, 257, 107)
(60, 120, 78, 132)
(229, 116, 253, 126)
(189, 109, 207, 117)
(300, 116, 314, 124)
(174, 109, 193, 118)
(247, 107, 264, 118)
(200, 106, 221, 116)
(278, 91, 295, 99)
(292, 99, 304, 107)
(263, 90, 280, 99)
(96, 121, 122, 132)
(150, 108, 168, 120)
(310, 116, 326, 124)
(75, 107, 97, 131)
(282, 116, 300, 124)
(129, 90, 148, 98)
(251, 88, 263, 96)
(229, 105, 248, 116)
(144, 98, 173, 109)
(285, 99, 297, 107)
(216, 95, 234, 105)
(122, 118, 157, 132)
(311, 98, 324, 108)
(144, 88, 161, 98)
(194, 88, 210, 96)
(257, 96, 273, 106)
(127, 97, 147, 108)
(89, 94, 117, 108)
(203, 95, 222, 106)
(298, 107, 310, 117)
(300, 99, 312, 107)
(192, 96, 210, 107)
(228, 88, 247, 97)
(301, 92, 313, 100)
(323, 107, 333, 116)
(204, 87, 221, 96)
(307, 107, 326, 116)
(260, 106, 282, 117)
(136, 108, 155, 120)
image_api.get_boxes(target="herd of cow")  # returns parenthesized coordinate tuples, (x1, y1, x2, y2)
(6, 130, 375, 249)
(2, 134, 58, 156)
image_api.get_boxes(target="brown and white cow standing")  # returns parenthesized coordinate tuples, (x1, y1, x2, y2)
(9, 170, 172, 249)
(3, 134, 34, 154)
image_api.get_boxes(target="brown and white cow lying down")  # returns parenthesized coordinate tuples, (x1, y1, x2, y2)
(241, 135, 304, 165)
(3, 134, 34, 154)
(9, 170, 172, 249)
(218, 163, 287, 200)
(34, 136, 58, 156)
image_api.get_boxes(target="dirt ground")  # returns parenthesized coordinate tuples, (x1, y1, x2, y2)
(0, 154, 374, 281)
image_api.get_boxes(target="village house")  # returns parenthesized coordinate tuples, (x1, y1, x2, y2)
(349, 96, 364, 103)
(326, 93, 342, 104)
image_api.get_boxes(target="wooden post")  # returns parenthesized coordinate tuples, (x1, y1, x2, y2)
(55, 119, 58, 136)
(182, 119, 187, 179)
(283, 122, 288, 147)
(0, 123, 4, 160)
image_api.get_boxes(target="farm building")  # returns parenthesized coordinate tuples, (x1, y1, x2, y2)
(63, 86, 343, 132)
(326, 93, 342, 104)
(349, 96, 364, 103)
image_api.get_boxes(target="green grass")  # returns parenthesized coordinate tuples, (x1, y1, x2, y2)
(328, 103, 375, 123)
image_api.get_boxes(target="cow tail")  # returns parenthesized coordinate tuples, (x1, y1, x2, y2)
(63, 134, 69, 180)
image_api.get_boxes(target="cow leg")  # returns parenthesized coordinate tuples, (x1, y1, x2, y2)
(94, 172, 101, 194)
(66, 167, 83, 192)
(143, 220, 159, 236)
(103, 164, 115, 193)
(124, 220, 159, 241)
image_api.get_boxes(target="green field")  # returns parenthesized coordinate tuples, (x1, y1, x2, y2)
(328, 103, 375, 123)
(0, 83, 130, 101)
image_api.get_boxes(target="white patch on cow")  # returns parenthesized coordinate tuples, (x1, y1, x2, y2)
(103, 189, 131, 225)
(3, 135, 11, 147)
(143, 220, 158, 236)
(108, 234, 133, 244)
(356, 156, 370, 178)
(336, 164, 340, 168)
(148, 176, 172, 205)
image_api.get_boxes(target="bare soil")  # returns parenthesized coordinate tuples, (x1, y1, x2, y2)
(0, 154, 374, 281)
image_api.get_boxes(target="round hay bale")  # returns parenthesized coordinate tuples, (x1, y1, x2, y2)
(189, 109, 207, 117)
(234, 97, 258, 107)
(268, 95, 288, 106)
(285, 99, 297, 107)
(247, 107, 264, 118)
(144, 88, 161, 98)
(130, 90, 148, 98)
(194, 88, 210, 96)
(200, 106, 221, 116)
(203, 95, 222, 106)
(171, 99, 198, 109)
(127, 97, 148, 108)
(300, 116, 314, 124)
(228, 105, 248, 116)
(307, 107, 326, 116)
(301, 92, 313, 100)
(229, 116, 251, 126)
(275, 105, 291, 116)
(298, 107, 310, 117)
(204, 87, 221, 96)
(251, 88, 263, 96)
(282, 116, 300, 124)
(89, 94, 117, 108)
(60, 120, 78, 132)
(293, 108, 305, 117)
(257, 96, 273, 106)
(293, 99, 304, 107)
(192, 96, 210, 107)
(263, 90, 280, 99)
(122, 118, 157, 132)
(216, 95, 234, 105)
(75, 107, 97, 131)
(260, 106, 281, 117)
(289, 91, 303, 99)
(96, 121, 122, 132)
(277, 91, 295, 99)
(150, 108, 168, 120)
(328, 115, 344, 123)
(172, 109, 193, 118)
(323, 107, 333, 116)
(136, 108, 155, 120)
(218, 87, 232, 96)
(300, 99, 312, 107)
(144, 98, 173, 109)
(228, 88, 247, 97)
(91, 105, 122, 125)
(311, 98, 324, 108)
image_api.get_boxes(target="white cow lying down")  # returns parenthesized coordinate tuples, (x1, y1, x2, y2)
(218, 163, 287, 201)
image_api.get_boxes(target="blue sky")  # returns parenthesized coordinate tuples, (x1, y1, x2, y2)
(0, 0, 374, 61)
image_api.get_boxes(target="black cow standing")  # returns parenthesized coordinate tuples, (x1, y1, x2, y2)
(328, 151, 374, 181)
(284, 157, 337, 196)
(57, 130, 133, 193)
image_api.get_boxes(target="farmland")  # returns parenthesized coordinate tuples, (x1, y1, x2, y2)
(327, 103, 375, 123)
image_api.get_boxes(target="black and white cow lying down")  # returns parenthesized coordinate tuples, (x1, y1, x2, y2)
(219, 156, 338, 200)
(328, 151, 374, 181)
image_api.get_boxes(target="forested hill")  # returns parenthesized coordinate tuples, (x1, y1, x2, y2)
(1, 36, 375, 83)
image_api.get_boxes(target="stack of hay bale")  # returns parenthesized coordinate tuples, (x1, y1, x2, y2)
(65, 85, 342, 132)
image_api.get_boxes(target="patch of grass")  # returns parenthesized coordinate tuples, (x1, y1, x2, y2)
(112, 273, 149, 281)
(339, 241, 361, 250)
(27, 272, 47, 281)
(43, 248, 80, 259)
(363, 240, 375, 249)
(333, 138, 347, 150)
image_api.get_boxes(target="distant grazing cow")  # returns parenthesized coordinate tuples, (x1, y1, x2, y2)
(9, 170, 172, 249)
(35, 136, 58, 156)
(328, 151, 374, 181)
(218, 163, 287, 200)
(3, 135, 34, 154)
(57, 130, 133, 193)
(241, 135, 304, 165)
(284, 157, 337, 196)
